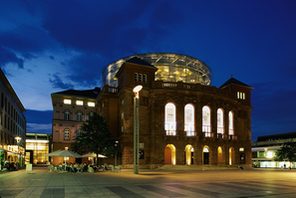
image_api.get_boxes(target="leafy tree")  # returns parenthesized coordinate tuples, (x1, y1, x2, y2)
(275, 142, 296, 167)
(72, 113, 115, 165)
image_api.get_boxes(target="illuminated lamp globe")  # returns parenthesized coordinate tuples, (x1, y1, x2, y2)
(15, 136, 21, 143)
(133, 85, 143, 93)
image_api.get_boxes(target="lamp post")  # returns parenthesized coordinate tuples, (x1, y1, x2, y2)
(114, 140, 119, 166)
(15, 136, 22, 168)
(133, 85, 142, 174)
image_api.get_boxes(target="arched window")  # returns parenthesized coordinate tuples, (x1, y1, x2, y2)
(202, 106, 211, 136)
(64, 111, 70, 120)
(76, 112, 83, 121)
(184, 104, 195, 136)
(217, 108, 224, 136)
(64, 128, 70, 141)
(229, 111, 234, 135)
(165, 103, 176, 136)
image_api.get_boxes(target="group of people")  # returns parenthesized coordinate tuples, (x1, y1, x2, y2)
(49, 163, 113, 173)
(2, 161, 19, 171)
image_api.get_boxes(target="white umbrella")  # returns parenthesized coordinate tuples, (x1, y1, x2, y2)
(47, 150, 63, 156)
(82, 152, 107, 158)
(48, 150, 82, 158)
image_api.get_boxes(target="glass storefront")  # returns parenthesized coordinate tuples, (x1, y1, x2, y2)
(26, 139, 49, 165)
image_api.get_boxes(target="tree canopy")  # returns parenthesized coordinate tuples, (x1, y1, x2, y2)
(275, 142, 296, 163)
(72, 113, 115, 164)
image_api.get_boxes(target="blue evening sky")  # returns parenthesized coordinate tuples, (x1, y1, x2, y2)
(0, 0, 295, 140)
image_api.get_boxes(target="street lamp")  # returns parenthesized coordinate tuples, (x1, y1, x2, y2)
(15, 136, 21, 144)
(114, 140, 119, 166)
(15, 136, 22, 168)
(133, 85, 142, 174)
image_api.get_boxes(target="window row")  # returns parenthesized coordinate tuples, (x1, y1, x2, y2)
(134, 73, 147, 83)
(165, 103, 234, 137)
(237, 92, 245, 100)
(63, 128, 80, 141)
(63, 111, 94, 121)
(0, 92, 26, 128)
(63, 99, 95, 107)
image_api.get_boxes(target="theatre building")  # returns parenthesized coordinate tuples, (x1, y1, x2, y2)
(52, 53, 252, 168)
(0, 68, 26, 169)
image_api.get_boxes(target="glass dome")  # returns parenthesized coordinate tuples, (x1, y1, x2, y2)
(104, 53, 211, 87)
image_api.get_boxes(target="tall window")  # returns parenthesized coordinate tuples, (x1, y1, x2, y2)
(217, 108, 224, 136)
(229, 111, 234, 135)
(202, 106, 211, 136)
(76, 112, 83, 121)
(165, 103, 176, 136)
(64, 111, 70, 120)
(64, 128, 70, 140)
(184, 104, 195, 136)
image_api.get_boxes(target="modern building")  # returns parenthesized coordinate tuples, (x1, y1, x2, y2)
(51, 88, 100, 164)
(252, 132, 296, 168)
(25, 132, 50, 165)
(0, 68, 26, 169)
(52, 53, 252, 168)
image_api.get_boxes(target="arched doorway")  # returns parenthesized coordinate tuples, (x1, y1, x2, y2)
(203, 146, 210, 165)
(217, 146, 223, 164)
(164, 144, 176, 165)
(229, 147, 235, 165)
(185, 145, 194, 165)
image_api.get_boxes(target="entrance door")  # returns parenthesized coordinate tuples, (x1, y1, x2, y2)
(164, 144, 176, 165)
(164, 146, 172, 164)
(203, 146, 210, 165)
(203, 152, 209, 164)
(240, 153, 245, 164)
(185, 145, 194, 165)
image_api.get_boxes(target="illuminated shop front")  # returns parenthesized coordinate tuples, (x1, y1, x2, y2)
(0, 142, 25, 169)
(252, 132, 296, 168)
(7, 144, 25, 165)
(25, 133, 49, 165)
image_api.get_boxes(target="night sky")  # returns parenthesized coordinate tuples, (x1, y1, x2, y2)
(1, 0, 296, 140)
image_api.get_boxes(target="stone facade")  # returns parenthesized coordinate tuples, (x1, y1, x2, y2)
(51, 54, 252, 168)
(0, 68, 26, 168)
(51, 88, 99, 164)
(100, 57, 252, 168)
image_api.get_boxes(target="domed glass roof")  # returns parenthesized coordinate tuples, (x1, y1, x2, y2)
(104, 53, 211, 87)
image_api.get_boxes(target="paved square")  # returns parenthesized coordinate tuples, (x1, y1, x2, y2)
(0, 167, 295, 197)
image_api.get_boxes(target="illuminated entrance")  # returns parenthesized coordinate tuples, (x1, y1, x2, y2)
(203, 146, 210, 165)
(217, 146, 224, 164)
(164, 144, 176, 165)
(185, 145, 194, 165)
(229, 147, 235, 165)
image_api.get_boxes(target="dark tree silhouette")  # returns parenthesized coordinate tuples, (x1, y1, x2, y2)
(72, 113, 115, 165)
(275, 142, 296, 168)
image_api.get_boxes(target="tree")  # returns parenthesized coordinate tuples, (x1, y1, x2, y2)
(72, 113, 115, 165)
(275, 142, 296, 168)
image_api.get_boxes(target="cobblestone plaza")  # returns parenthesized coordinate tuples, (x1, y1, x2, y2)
(0, 168, 295, 197)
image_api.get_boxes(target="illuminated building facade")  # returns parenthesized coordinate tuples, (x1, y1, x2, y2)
(51, 53, 252, 168)
(252, 132, 296, 168)
(51, 88, 100, 164)
(101, 53, 252, 168)
(25, 133, 50, 165)
(0, 69, 26, 169)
